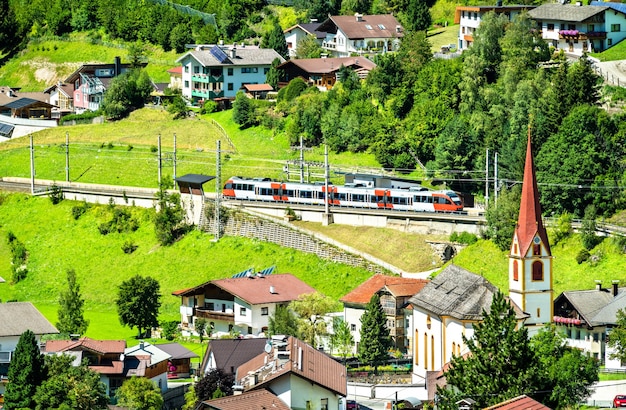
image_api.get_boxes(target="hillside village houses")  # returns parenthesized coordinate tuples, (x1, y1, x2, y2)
(456, 1, 626, 56)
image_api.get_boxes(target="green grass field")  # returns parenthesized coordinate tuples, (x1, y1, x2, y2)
(0, 193, 374, 341)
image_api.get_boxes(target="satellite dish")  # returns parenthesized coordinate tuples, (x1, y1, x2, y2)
(119, 354, 125, 361)
(264, 342, 272, 354)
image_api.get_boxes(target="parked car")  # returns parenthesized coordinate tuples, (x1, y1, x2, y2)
(614, 395, 626, 407)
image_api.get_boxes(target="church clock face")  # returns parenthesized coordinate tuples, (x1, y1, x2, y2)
(533, 236, 541, 244)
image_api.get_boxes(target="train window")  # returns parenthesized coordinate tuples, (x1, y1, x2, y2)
(300, 191, 313, 199)
(318, 192, 326, 200)
(272, 189, 280, 195)
(352, 194, 365, 202)
(245, 184, 254, 191)
(224, 182, 233, 189)
(284, 190, 294, 197)
(259, 188, 271, 195)
(337, 193, 347, 200)
(373, 195, 385, 203)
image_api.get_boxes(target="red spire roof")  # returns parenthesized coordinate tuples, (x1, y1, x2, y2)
(515, 129, 551, 256)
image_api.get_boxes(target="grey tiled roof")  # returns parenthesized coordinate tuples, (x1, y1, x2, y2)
(558, 287, 626, 326)
(528, 3, 608, 22)
(179, 47, 285, 67)
(592, 291, 626, 326)
(0, 302, 59, 337)
(409, 264, 500, 321)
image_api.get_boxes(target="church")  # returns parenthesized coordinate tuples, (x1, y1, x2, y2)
(409, 131, 553, 385)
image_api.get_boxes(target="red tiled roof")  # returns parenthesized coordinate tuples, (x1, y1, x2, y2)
(212, 274, 316, 305)
(340, 274, 429, 305)
(243, 83, 273, 92)
(167, 66, 182, 75)
(326, 14, 403, 39)
(44, 337, 126, 355)
(90, 361, 125, 375)
(484, 395, 552, 410)
(201, 389, 290, 410)
(513, 131, 551, 256)
(279, 57, 376, 75)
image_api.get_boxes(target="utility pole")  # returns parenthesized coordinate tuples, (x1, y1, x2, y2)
(173, 133, 177, 184)
(485, 148, 489, 209)
(65, 132, 69, 182)
(299, 135, 304, 183)
(322, 144, 333, 226)
(215, 140, 221, 241)
(30, 135, 35, 194)
(494, 151, 498, 205)
(157, 134, 162, 186)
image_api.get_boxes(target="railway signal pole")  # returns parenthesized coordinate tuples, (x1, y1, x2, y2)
(30, 135, 35, 194)
(173, 133, 177, 184)
(157, 134, 162, 186)
(215, 140, 221, 241)
(322, 144, 333, 226)
(65, 132, 70, 182)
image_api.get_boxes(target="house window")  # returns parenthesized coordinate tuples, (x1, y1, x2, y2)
(184, 80, 189, 88)
(264, 67, 269, 74)
(193, 66, 200, 74)
(241, 67, 258, 73)
(227, 83, 234, 91)
(415, 330, 419, 365)
(611, 24, 621, 32)
(513, 260, 519, 281)
(426, 315, 431, 329)
(568, 24, 576, 30)
(532, 261, 543, 281)
(207, 302, 215, 310)
(431, 335, 435, 371)
(227, 68, 233, 76)
(537, 307, 541, 318)
(351, 324, 356, 331)
(321, 398, 328, 410)
(240, 307, 247, 316)
(473, 12, 477, 20)
(589, 24, 595, 31)
(184, 66, 189, 73)
(378, 24, 386, 29)
(423, 333, 428, 369)
(608, 38, 613, 46)
(261, 307, 268, 316)
(365, 24, 372, 30)
(547, 23, 554, 31)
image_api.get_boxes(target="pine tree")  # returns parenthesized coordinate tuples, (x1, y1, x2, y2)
(437, 292, 536, 409)
(404, 0, 431, 32)
(358, 294, 392, 374)
(57, 268, 90, 336)
(4, 330, 47, 410)
(261, 18, 289, 60)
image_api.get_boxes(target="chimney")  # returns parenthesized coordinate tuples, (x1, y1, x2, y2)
(114, 56, 121, 76)
(230, 47, 236, 59)
(269, 286, 276, 294)
(396, 25, 402, 33)
(140, 340, 145, 350)
(595, 280, 602, 291)
(355, 13, 362, 22)
(613, 280, 620, 297)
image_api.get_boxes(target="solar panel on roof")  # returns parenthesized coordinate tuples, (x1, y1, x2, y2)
(0, 122, 15, 138)
(232, 268, 254, 278)
(258, 266, 275, 276)
(210, 45, 229, 63)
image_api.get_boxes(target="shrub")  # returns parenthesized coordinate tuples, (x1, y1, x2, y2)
(457, 232, 478, 245)
(161, 321, 180, 341)
(122, 240, 138, 254)
(150, 145, 158, 153)
(48, 184, 64, 205)
(200, 100, 218, 114)
(71, 201, 90, 220)
(7, 232, 28, 283)
(98, 207, 139, 235)
(576, 249, 590, 264)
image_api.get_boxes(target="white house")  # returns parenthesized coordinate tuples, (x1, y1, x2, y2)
(176, 44, 284, 104)
(340, 274, 428, 355)
(528, 2, 626, 55)
(172, 272, 316, 337)
(283, 22, 326, 58)
(316, 14, 404, 57)
(455, 5, 535, 51)
(124, 341, 171, 393)
(0, 302, 58, 397)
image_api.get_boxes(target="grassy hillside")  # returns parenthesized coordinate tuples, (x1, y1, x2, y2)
(0, 108, 381, 188)
(452, 234, 626, 296)
(0, 34, 179, 92)
(0, 193, 374, 340)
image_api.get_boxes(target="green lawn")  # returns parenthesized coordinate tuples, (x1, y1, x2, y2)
(0, 193, 373, 340)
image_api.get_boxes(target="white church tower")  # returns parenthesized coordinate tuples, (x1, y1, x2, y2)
(508, 129, 553, 335)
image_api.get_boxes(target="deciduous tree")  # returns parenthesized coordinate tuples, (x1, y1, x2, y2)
(330, 317, 354, 361)
(484, 185, 520, 251)
(269, 304, 299, 337)
(154, 184, 187, 246)
(232, 91, 254, 129)
(358, 294, 392, 374)
(56, 268, 90, 337)
(295, 35, 323, 59)
(116, 377, 163, 410)
(4, 330, 47, 410)
(34, 354, 108, 410)
(195, 369, 234, 402)
(290, 292, 336, 346)
(116, 275, 162, 338)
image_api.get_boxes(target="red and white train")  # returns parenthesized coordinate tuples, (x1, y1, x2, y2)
(223, 176, 464, 213)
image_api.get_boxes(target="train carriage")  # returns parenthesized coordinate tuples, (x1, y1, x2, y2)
(223, 176, 463, 213)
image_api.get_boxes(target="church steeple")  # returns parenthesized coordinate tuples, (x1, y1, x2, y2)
(508, 126, 553, 334)
(514, 128, 551, 257)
